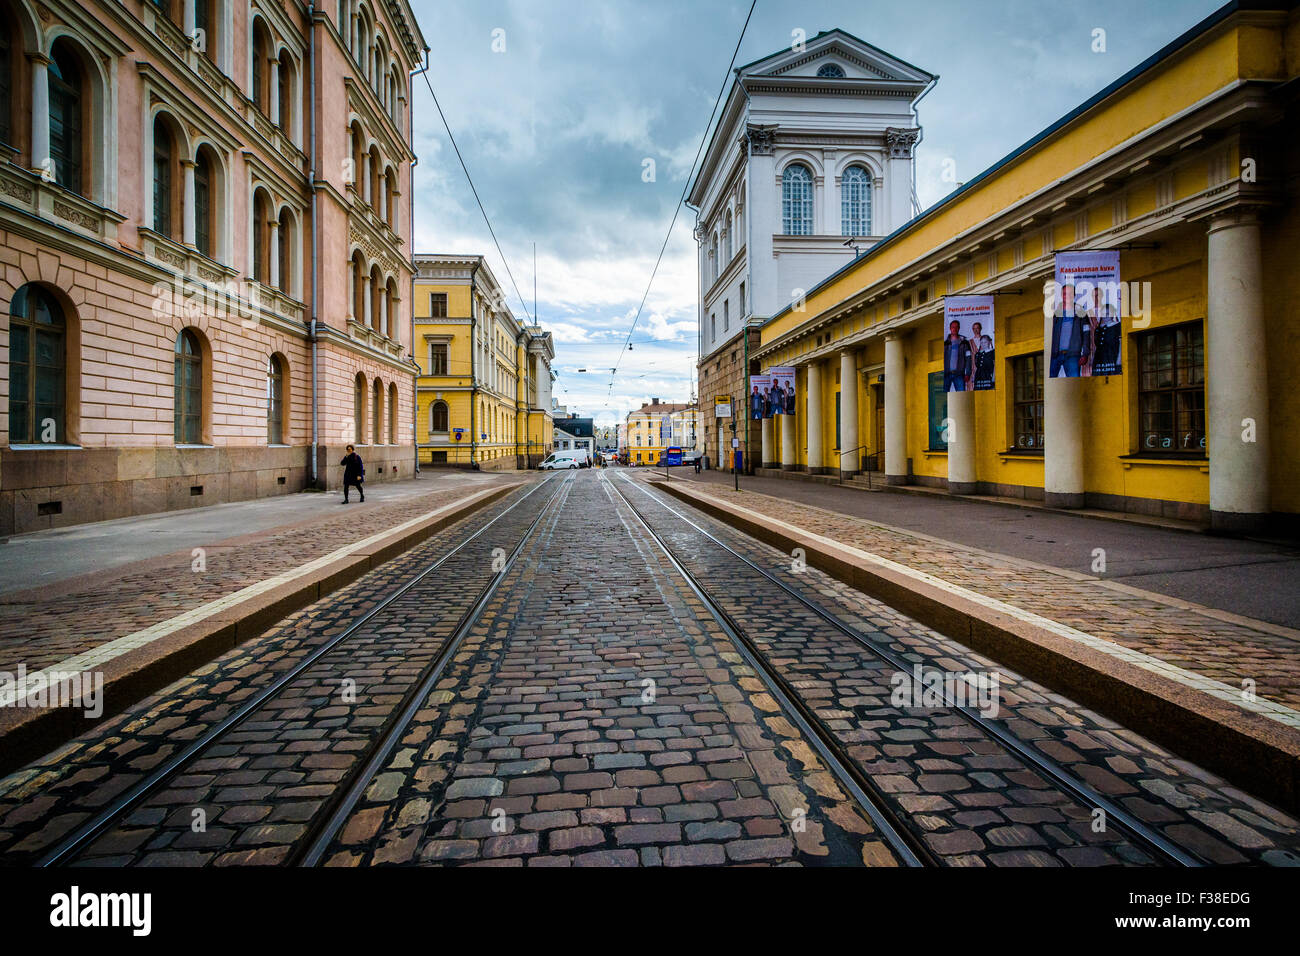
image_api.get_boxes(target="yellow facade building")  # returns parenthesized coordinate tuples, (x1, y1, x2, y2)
(754, 1, 1300, 533)
(624, 400, 690, 465)
(412, 255, 554, 469)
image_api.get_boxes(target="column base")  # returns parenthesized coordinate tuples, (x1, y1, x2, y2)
(781, 463, 799, 472)
(1210, 509, 1269, 536)
(885, 473, 908, 486)
(763, 460, 779, 469)
(838, 469, 858, 481)
(948, 481, 978, 496)
(809, 466, 835, 476)
(1044, 491, 1085, 509)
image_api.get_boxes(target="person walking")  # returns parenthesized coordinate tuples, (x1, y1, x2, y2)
(341, 444, 365, 503)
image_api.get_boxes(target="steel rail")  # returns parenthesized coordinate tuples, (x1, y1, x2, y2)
(38, 475, 562, 867)
(605, 473, 933, 868)
(617, 474, 1201, 868)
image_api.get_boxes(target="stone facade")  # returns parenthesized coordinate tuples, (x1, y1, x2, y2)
(0, 0, 425, 534)
(698, 327, 759, 472)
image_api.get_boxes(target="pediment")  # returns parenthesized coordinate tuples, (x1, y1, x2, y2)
(740, 29, 934, 86)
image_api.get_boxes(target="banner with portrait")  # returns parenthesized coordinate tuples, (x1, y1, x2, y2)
(941, 296, 995, 392)
(768, 367, 796, 416)
(748, 374, 772, 420)
(1050, 251, 1122, 378)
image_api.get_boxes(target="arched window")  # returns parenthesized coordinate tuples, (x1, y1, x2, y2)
(350, 250, 364, 321)
(724, 210, 733, 262)
(8, 284, 66, 444)
(353, 372, 365, 444)
(0, 3, 16, 147)
(152, 115, 180, 239)
(251, 19, 272, 115)
(368, 144, 381, 213)
(430, 400, 448, 434)
(384, 167, 397, 225)
(174, 329, 203, 444)
(49, 40, 85, 196)
(816, 63, 845, 78)
(277, 49, 292, 133)
(709, 232, 718, 283)
(369, 264, 381, 332)
(349, 121, 364, 193)
(194, 146, 217, 259)
(267, 354, 285, 444)
(252, 189, 271, 283)
(277, 207, 291, 294)
(384, 277, 397, 338)
(388, 382, 397, 445)
(782, 164, 813, 235)
(371, 377, 382, 443)
(842, 164, 873, 236)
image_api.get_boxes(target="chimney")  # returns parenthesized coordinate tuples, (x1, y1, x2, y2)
(651, 397, 660, 405)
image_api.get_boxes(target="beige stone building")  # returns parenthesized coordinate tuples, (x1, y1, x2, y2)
(0, 0, 424, 534)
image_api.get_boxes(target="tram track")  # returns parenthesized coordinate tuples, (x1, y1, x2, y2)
(609, 472, 1199, 867)
(37, 473, 570, 867)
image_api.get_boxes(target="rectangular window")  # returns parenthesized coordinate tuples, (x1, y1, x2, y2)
(927, 371, 947, 451)
(428, 342, 448, 375)
(1011, 353, 1043, 451)
(739, 282, 745, 319)
(1138, 321, 1205, 455)
(429, 292, 448, 317)
(723, 300, 729, 332)
(710, 314, 716, 341)
(153, 146, 172, 237)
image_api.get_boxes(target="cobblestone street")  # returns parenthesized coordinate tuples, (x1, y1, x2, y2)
(2, 469, 1296, 869)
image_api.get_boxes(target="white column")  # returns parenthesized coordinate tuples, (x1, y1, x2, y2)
(269, 57, 281, 126)
(183, 0, 196, 38)
(946, 390, 977, 494)
(780, 408, 796, 471)
(760, 415, 774, 469)
(30, 54, 50, 175)
(806, 361, 823, 473)
(1207, 209, 1270, 531)
(839, 349, 858, 477)
(1043, 377, 1083, 507)
(267, 219, 280, 289)
(181, 159, 196, 247)
(884, 332, 907, 484)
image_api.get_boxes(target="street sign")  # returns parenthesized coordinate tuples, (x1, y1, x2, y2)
(714, 396, 731, 418)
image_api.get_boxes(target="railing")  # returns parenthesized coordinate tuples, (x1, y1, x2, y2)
(836, 444, 880, 489)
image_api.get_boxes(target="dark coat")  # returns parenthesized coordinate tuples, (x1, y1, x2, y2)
(943, 335, 972, 379)
(341, 452, 365, 483)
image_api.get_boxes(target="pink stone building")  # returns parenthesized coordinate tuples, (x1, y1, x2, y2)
(0, 0, 425, 534)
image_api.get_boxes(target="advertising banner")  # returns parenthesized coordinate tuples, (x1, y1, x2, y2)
(748, 374, 772, 420)
(769, 366, 796, 416)
(1050, 251, 1122, 377)
(941, 295, 996, 392)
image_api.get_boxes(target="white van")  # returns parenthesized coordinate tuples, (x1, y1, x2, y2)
(538, 450, 583, 470)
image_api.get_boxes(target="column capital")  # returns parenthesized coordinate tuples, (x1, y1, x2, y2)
(27, 52, 52, 67)
(1206, 206, 1264, 234)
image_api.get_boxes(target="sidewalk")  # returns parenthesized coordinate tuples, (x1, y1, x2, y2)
(675, 469, 1300, 630)
(0, 472, 527, 769)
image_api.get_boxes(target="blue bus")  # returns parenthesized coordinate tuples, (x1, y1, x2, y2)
(661, 446, 684, 466)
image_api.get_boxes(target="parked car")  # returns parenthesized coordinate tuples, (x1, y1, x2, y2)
(538, 450, 584, 470)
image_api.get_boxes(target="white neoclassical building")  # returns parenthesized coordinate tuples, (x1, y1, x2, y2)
(688, 29, 935, 470)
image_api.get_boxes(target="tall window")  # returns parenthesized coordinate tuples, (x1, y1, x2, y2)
(152, 117, 175, 238)
(277, 208, 291, 294)
(723, 299, 729, 332)
(388, 383, 397, 445)
(267, 355, 285, 444)
(428, 292, 447, 317)
(194, 149, 214, 258)
(277, 50, 292, 132)
(842, 165, 872, 236)
(724, 211, 733, 262)
(8, 285, 66, 444)
(372, 378, 382, 443)
(49, 41, 84, 196)
(739, 281, 745, 319)
(1011, 353, 1043, 450)
(0, 8, 13, 147)
(710, 313, 716, 340)
(194, 0, 216, 63)
(252, 21, 271, 115)
(354, 373, 365, 443)
(782, 164, 813, 235)
(927, 371, 947, 451)
(1138, 321, 1205, 454)
(252, 191, 271, 283)
(709, 233, 718, 283)
(174, 329, 203, 444)
(429, 342, 448, 375)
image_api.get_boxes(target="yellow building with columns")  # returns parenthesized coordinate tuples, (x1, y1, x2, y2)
(754, 0, 1300, 534)
(412, 255, 554, 469)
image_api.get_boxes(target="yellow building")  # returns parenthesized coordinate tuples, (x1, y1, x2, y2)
(412, 255, 554, 468)
(625, 400, 690, 465)
(754, 0, 1300, 533)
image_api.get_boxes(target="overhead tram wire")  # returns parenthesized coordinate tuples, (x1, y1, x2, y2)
(606, 0, 758, 400)
(419, 67, 534, 323)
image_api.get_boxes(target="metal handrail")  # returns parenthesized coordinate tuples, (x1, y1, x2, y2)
(833, 443, 881, 489)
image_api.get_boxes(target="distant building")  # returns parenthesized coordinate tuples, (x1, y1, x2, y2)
(412, 254, 554, 469)
(553, 413, 594, 459)
(624, 398, 690, 465)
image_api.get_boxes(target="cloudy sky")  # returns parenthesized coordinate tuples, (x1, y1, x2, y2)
(407, 0, 1221, 425)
